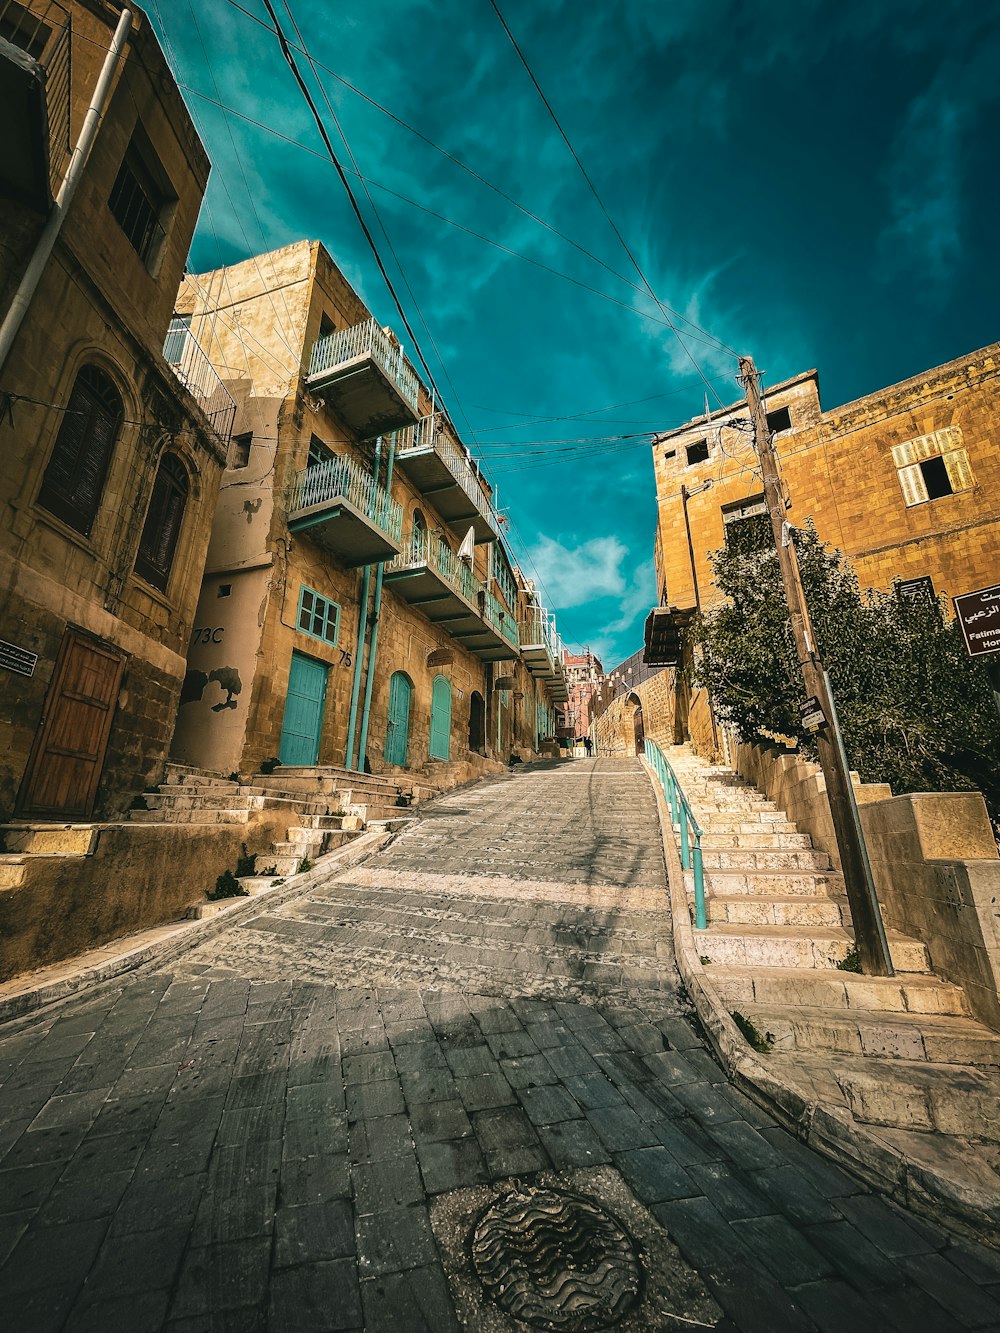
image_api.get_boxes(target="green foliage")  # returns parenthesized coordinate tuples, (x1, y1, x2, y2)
(259, 757, 282, 775)
(730, 1010, 775, 1053)
(692, 522, 1000, 821)
(234, 842, 256, 877)
(699, 955, 712, 966)
(837, 946, 863, 973)
(208, 869, 249, 901)
(297, 856, 313, 874)
(227, 772, 240, 784)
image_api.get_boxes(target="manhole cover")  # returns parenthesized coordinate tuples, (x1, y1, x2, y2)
(471, 1186, 642, 1330)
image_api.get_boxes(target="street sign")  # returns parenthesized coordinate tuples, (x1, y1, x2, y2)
(799, 696, 827, 732)
(896, 575, 935, 604)
(954, 584, 1000, 659)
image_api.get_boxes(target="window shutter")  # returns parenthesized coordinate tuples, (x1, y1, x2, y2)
(942, 448, 974, 494)
(897, 462, 928, 507)
(38, 369, 121, 534)
(135, 455, 188, 591)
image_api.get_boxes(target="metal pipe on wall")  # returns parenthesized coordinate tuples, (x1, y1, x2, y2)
(345, 435, 382, 770)
(0, 9, 133, 376)
(356, 432, 396, 767)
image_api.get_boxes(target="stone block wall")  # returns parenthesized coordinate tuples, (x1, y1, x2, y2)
(732, 739, 1000, 1029)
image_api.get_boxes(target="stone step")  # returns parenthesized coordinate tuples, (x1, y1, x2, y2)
(296, 813, 365, 831)
(345, 802, 406, 822)
(745, 1005, 1000, 1066)
(688, 868, 843, 897)
(700, 831, 814, 849)
(700, 847, 832, 871)
(707, 895, 848, 928)
(785, 1052, 1000, 1137)
(163, 761, 227, 782)
(161, 774, 235, 790)
(693, 924, 929, 973)
(253, 852, 309, 876)
(272, 830, 353, 857)
(0, 824, 97, 856)
(709, 964, 970, 1017)
(128, 809, 251, 825)
(0, 856, 29, 889)
(687, 813, 797, 831)
(142, 790, 249, 811)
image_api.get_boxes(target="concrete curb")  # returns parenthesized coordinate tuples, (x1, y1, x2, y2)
(0, 827, 393, 1029)
(641, 757, 1000, 1249)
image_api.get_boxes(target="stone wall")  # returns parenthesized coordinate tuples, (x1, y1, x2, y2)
(592, 669, 677, 756)
(732, 740, 1000, 1029)
(0, 806, 292, 983)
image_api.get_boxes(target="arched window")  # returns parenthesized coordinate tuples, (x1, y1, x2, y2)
(37, 365, 123, 535)
(135, 454, 189, 591)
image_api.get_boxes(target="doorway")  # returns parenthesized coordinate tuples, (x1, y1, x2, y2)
(279, 651, 328, 766)
(626, 692, 645, 756)
(429, 674, 452, 760)
(18, 628, 127, 819)
(468, 690, 485, 753)
(384, 671, 412, 767)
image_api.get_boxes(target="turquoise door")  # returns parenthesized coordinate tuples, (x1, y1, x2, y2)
(384, 672, 412, 767)
(429, 674, 452, 760)
(279, 651, 328, 766)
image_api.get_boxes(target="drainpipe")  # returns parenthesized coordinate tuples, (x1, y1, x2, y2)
(346, 435, 383, 769)
(0, 9, 133, 376)
(356, 431, 396, 767)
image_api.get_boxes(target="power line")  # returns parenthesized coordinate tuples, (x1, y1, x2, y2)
(487, 0, 736, 411)
(214, 0, 734, 358)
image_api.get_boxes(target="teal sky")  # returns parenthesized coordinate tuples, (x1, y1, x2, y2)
(146, 0, 1000, 666)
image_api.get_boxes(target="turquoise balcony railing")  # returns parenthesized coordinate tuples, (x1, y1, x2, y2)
(288, 454, 403, 544)
(309, 318, 420, 413)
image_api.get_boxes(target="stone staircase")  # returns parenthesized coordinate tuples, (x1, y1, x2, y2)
(141, 763, 423, 919)
(666, 747, 1000, 1156)
(0, 824, 99, 892)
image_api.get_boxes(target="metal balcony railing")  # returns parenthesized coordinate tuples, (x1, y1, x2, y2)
(520, 610, 562, 662)
(482, 587, 520, 649)
(388, 527, 480, 603)
(288, 454, 403, 543)
(163, 318, 237, 442)
(309, 318, 420, 412)
(397, 413, 494, 521)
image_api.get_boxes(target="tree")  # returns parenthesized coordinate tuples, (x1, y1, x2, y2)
(692, 521, 1000, 820)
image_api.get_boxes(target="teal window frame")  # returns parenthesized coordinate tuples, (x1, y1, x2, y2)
(296, 585, 340, 646)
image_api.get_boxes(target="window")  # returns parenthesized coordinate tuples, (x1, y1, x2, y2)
(319, 313, 336, 340)
(662, 448, 676, 460)
(685, 439, 710, 466)
(37, 365, 123, 535)
(723, 495, 771, 552)
(229, 432, 252, 469)
(491, 543, 518, 612)
(892, 428, 974, 507)
(135, 454, 188, 591)
(308, 435, 335, 469)
(296, 586, 340, 646)
(108, 131, 174, 267)
(163, 314, 191, 365)
(766, 406, 791, 434)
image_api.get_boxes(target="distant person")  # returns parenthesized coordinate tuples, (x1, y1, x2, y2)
(583, 736, 593, 756)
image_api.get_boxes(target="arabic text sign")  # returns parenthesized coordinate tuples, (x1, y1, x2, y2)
(954, 584, 1000, 659)
(0, 639, 38, 678)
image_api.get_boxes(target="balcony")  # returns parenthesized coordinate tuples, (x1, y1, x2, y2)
(520, 611, 569, 701)
(307, 318, 420, 439)
(287, 454, 403, 567)
(163, 318, 237, 442)
(0, 0, 71, 209)
(384, 529, 520, 661)
(395, 414, 498, 543)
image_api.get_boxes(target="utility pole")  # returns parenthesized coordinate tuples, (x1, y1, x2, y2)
(739, 356, 894, 977)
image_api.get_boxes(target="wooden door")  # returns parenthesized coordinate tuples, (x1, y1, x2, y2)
(279, 651, 328, 767)
(384, 672, 411, 767)
(429, 674, 452, 760)
(18, 629, 127, 819)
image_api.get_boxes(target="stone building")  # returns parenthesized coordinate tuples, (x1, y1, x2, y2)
(0, 0, 231, 821)
(561, 649, 603, 741)
(170, 241, 567, 784)
(653, 344, 1000, 621)
(641, 343, 1000, 756)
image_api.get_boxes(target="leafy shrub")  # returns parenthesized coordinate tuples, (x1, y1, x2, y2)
(692, 522, 1000, 825)
(208, 869, 249, 901)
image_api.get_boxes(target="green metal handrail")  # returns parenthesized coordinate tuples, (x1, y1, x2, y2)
(644, 739, 706, 929)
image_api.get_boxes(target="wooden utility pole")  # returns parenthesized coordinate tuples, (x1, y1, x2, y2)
(739, 356, 894, 976)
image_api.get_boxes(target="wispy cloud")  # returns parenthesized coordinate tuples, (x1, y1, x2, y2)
(528, 534, 629, 608)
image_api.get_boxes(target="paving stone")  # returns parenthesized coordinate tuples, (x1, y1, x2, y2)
(279, 1152, 351, 1206)
(896, 1252, 1000, 1327)
(356, 1204, 438, 1277)
(346, 1080, 405, 1121)
(360, 1263, 459, 1332)
(0, 1216, 108, 1293)
(269, 1259, 363, 1331)
(352, 1156, 426, 1213)
(414, 1136, 490, 1193)
(536, 1118, 611, 1168)
(454, 1070, 516, 1112)
(170, 1238, 272, 1318)
(65, 1290, 170, 1332)
(789, 1277, 880, 1333)
(585, 1103, 659, 1152)
(516, 1082, 582, 1125)
(732, 1213, 837, 1284)
(274, 1199, 355, 1266)
(835, 1193, 941, 1258)
(409, 1099, 473, 1143)
(615, 1146, 700, 1203)
(348, 1115, 412, 1165)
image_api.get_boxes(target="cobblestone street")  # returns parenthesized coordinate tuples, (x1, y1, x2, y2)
(1, 759, 999, 1332)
